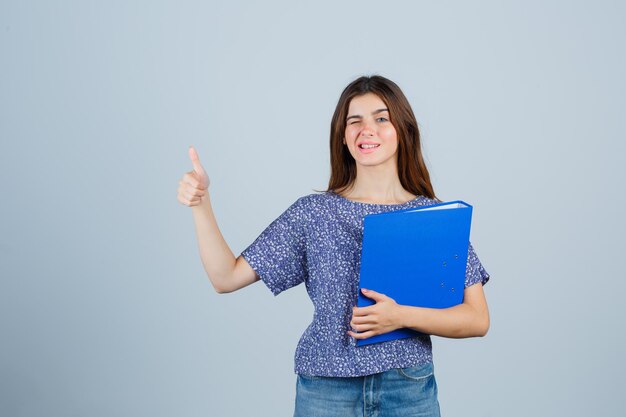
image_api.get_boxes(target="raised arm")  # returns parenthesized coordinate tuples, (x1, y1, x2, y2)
(177, 146, 259, 294)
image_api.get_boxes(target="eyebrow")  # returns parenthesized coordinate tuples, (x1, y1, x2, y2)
(346, 108, 389, 121)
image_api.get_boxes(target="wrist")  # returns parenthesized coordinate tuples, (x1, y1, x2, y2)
(198, 190, 211, 206)
(397, 304, 423, 331)
(191, 191, 212, 214)
(395, 304, 410, 329)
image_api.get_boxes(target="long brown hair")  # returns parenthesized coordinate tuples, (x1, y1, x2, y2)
(322, 75, 437, 200)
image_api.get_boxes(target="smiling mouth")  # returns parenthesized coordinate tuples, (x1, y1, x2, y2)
(358, 144, 380, 149)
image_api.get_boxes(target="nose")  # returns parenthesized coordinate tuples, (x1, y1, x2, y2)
(360, 119, 376, 136)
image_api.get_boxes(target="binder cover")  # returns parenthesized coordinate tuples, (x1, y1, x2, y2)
(355, 200, 473, 346)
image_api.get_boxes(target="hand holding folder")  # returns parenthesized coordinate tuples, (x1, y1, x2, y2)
(355, 201, 473, 346)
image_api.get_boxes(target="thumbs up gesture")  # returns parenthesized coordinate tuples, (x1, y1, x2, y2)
(177, 146, 210, 207)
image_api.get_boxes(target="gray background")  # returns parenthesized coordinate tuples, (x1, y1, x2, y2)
(1, 1, 624, 416)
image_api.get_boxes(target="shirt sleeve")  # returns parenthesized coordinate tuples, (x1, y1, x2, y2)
(240, 197, 308, 296)
(464, 241, 491, 288)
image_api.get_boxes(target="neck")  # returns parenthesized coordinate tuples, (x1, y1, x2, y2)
(341, 163, 415, 204)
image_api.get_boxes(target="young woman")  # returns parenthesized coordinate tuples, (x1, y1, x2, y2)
(177, 75, 491, 417)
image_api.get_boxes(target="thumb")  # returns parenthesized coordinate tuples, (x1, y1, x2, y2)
(188, 146, 206, 176)
(361, 288, 387, 302)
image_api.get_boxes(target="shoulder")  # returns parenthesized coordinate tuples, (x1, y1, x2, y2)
(416, 195, 442, 207)
(279, 192, 329, 220)
(283, 192, 335, 221)
(295, 191, 333, 207)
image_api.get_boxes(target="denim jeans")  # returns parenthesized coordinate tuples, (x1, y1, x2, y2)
(294, 362, 440, 417)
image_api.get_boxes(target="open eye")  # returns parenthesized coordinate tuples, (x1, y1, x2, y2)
(376, 117, 388, 122)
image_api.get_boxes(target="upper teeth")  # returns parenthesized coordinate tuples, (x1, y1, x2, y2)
(361, 144, 379, 149)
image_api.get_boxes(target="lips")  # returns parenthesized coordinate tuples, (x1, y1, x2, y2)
(357, 142, 380, 154)
(357, 142, 380, 149)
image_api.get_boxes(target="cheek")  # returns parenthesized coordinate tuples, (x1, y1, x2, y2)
(380, 126, 398, 145)
(345, 126, 358, 139)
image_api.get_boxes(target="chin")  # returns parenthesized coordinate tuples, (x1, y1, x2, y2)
(356, 155, 396, 166)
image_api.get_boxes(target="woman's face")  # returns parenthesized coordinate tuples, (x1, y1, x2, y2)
(344, 93, 398, 169)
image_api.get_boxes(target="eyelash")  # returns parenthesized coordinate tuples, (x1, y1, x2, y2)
(350, 117, 388, 125)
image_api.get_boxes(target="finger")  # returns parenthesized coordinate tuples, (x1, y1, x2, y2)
(361, 288, 387, 301)
(347, 329, 376, 340)
(352, 305, 375, 316)
(178, 190, 203, 205)
(177, 185, 205, 204)
(179, 178, 207, 195)
(178, 194, 196, 206)
(188, 146, 206, 176)
(351, 316, 376, 326)
(179, 194, 203, 207)
(178, 176, 208, 196)
(183, 190, 203, 202)
(351, 323, 375, 332)
(180, 173, 201, 188)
